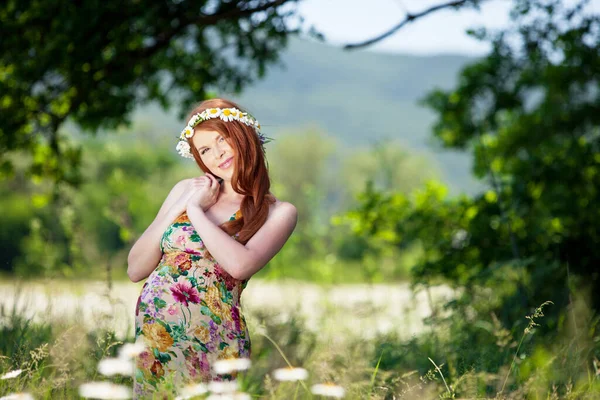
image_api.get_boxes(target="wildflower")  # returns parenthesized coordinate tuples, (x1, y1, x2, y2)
(0, 393, 34, 400)
(98, 357, 134, 376)
(272, 366, 309, 382)
(117, 340, 145, 360)
(206, 393, 250, 400)
(182, 126, 194, 138)
(310, 382, 345, 398)
(79, 382, 131, 399)
(0, 369, 23, 380)
(176, 382, 208, 399)
(207, 380, 239, 394)
(213, 358, 251, 374)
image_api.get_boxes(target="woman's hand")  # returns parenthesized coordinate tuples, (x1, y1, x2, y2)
(186, 173, 220, 212)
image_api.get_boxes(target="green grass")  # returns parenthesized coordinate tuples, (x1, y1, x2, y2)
(0, 283, 598, 399)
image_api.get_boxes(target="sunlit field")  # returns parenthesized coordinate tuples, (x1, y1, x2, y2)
(1, 278, 598, 399)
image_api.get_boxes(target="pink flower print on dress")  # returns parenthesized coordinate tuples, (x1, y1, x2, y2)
(170, 280, 201, 307)
(167, 304, 178, 315)
(175, 234, 187, 247)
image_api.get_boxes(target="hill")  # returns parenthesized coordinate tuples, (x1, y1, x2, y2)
(124, 37, 488, 195)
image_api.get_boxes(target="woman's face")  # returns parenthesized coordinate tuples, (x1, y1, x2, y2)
(191, 129, 236, 181)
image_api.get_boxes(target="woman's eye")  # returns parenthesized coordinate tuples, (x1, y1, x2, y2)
(219, 137, 224, 142)
(201, 148, 208, 155)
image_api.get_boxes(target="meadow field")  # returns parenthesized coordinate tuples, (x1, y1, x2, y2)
(1, 277, 598, 399)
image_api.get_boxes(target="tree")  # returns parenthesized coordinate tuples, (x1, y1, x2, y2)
(344, 0, 600, 321)
(0, 0, 305, 186)
(422, 0, 600, 308)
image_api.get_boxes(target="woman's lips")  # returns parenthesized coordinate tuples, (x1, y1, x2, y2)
(219, 157, 233, 169)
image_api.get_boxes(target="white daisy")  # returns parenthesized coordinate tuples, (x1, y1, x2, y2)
(213, 358, 251, 375)
(206, 393, 250, 400)
(0, 393, 34, 400)
(117, 340, 145, 360)
(0, 369, 23, 380)
(176, 141, 193, 159)
(220, 109, 235, 122)
(188, 113, 202, 127)
(310, 383, 345, 398)
(198, 113, 209, 123)
(79, 382, 131, 399)
(177, 382, 208, 399)
(183, 126, 194, 138)
(272, 367, 308, 382)
(207, 380, 238, 394)
(97, 357, 133, 376)
(206, 108, 222, 119)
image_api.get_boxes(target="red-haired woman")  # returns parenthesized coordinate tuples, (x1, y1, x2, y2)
(127, 98, 297, 398)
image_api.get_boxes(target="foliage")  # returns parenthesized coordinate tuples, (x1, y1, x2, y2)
(342, 0, 600, 323)
(0, 125, 435, 282)
(0, 0, 304, 185)
(424, 0, 600, 309)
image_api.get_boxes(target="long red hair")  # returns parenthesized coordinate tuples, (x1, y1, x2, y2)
(184, 98, 275, 244)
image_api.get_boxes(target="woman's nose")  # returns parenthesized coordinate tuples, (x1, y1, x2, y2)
(214, 145, 225, 159)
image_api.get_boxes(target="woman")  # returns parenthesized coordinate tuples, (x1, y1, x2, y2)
(127, 98, 297, 398)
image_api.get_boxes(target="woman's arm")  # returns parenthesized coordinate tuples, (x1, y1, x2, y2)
(126, 179, 190, 283)
(186, 202, 298, 281)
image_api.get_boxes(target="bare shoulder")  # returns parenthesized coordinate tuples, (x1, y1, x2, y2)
(175, 178, 192, 189)
(170, 178, 191, 195)
(268, 198, 298, 225)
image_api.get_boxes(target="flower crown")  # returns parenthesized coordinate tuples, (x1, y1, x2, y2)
(176, 107, 272, 159)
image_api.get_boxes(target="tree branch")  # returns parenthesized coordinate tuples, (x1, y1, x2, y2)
(343, 0, 485, 50)
(137, 0, 292, 59)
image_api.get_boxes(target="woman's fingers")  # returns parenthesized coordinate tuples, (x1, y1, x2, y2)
(204, 173, 220, 191)
(193, 176, 209, 187)
(203, 173, 214, 188)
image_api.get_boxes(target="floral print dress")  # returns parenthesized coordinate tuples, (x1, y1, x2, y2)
(133, 210, 250, 399)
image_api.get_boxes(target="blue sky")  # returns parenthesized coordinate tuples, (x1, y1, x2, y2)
(294, 0, 600, 55)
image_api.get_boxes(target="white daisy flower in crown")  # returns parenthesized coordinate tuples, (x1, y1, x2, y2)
(179, 127, 191, 140)
(220, 108, 235, 122)
(176, 141, 193, 159)
(0, 369, 23, 380)
(206, 108, 222, 119)
(272, 366, 308, 382)
(188, 114, 202, 127)
(182, 126, 194, 138)
(310, 382, 345, 398)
